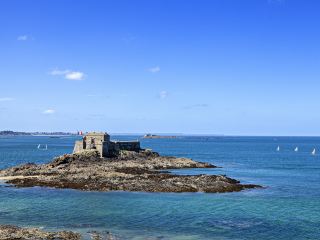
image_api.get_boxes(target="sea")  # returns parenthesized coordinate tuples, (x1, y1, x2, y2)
(0, 136, 319, 239)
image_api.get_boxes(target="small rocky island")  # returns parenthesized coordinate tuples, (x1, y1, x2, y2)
(143, 133, 178, 139)
(0, 132, 261, 193)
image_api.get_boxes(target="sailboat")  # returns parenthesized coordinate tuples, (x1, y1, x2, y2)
(312, 148, 316, 155)
(294, 147, 298, 152)
(276, 146, 280, 151)
(37, 144, 48, 150)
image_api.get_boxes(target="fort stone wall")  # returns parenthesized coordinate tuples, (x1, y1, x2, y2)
(73, 140, 84, 153)
(73, 132, 141, 157)
(114, 141, 140, 151)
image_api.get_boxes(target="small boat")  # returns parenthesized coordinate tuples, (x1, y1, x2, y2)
(276, 146, 280, 151)
(294, 147, 298, 152)
(312, 148, 316, 155)
(37, 144, 48, 150)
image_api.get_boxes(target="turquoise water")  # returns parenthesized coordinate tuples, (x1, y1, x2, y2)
(0, 136, 320, 239)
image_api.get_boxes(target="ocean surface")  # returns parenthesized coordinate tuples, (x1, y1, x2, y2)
(0, 136, 319, 239)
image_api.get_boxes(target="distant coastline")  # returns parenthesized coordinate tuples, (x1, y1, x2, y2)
(0, 131, 76, 136)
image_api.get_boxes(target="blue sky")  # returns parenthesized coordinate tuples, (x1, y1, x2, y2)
(0, 0, 320, 135)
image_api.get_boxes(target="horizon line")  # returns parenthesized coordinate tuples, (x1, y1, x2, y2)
(1, 130, 320, 137)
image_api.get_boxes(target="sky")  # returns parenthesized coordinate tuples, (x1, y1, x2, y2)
(0, 0, 320, 135)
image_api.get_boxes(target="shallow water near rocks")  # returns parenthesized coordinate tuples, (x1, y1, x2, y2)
(0, 136, 320, 239)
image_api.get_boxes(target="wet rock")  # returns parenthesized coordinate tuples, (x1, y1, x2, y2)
(0, 150, 261, 193)
(50, 150, 101, 167)
(0, 224, 81, 240)
(89, 230, 118, 240)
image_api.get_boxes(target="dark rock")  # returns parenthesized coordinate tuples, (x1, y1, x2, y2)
(0, 150, 261, 193)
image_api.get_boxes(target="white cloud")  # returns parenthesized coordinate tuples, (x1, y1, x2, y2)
(159, 90, 168, 99)
(65, 71, 85, 80)
(50, 69, 70, 75)
(49, 69, 85, 80)
(148, 66, 160, 73)
(0, 97, 14, 102)
(17, 35, 28, 41)
(43, 109, 55, 114)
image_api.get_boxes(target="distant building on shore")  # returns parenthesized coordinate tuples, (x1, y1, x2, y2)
(73, 132, 140, 157)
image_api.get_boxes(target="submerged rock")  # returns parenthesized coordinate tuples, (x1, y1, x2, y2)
(0, 150, 261, 193)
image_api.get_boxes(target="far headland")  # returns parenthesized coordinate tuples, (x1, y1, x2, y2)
(143, 133, 178, 139)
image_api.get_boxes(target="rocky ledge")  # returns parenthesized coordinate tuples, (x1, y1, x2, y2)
(0, 225, 80, 240)
(0, 150, 261, 193)
(0, 225, 117, 240)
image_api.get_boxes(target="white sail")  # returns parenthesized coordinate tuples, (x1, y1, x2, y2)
(37, 144, 48, 150)
(294, 147, 298, 152)
(276, 146, 280, 151)
(312, 148, 316, 155)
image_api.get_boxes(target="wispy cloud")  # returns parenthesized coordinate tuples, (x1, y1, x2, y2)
(50, 69, 70, 75)
(183, 104, 209, 109)
(65, 71, 85, 80)
(86, 94, 109, 99)
(148, 66, 160, 73)
(268, 0, 285, 4)
(122, 34, 137, 44)
(0, 97, 14, 102)
(17, 35, 28, 41)
(43, 109, 55, 114)
(159, 90, 168, 99)
(49, 69, 85, 80)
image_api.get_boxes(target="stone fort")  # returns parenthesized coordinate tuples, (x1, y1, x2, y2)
(73, 132, 140, 157)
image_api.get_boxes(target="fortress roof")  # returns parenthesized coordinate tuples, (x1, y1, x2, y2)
(86, 132, 109, 136)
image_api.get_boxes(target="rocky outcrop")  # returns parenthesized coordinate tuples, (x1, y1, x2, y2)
(0, 225, 119, 240)
(0, 225, 80, 240)
(0, 150, 261, 193)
